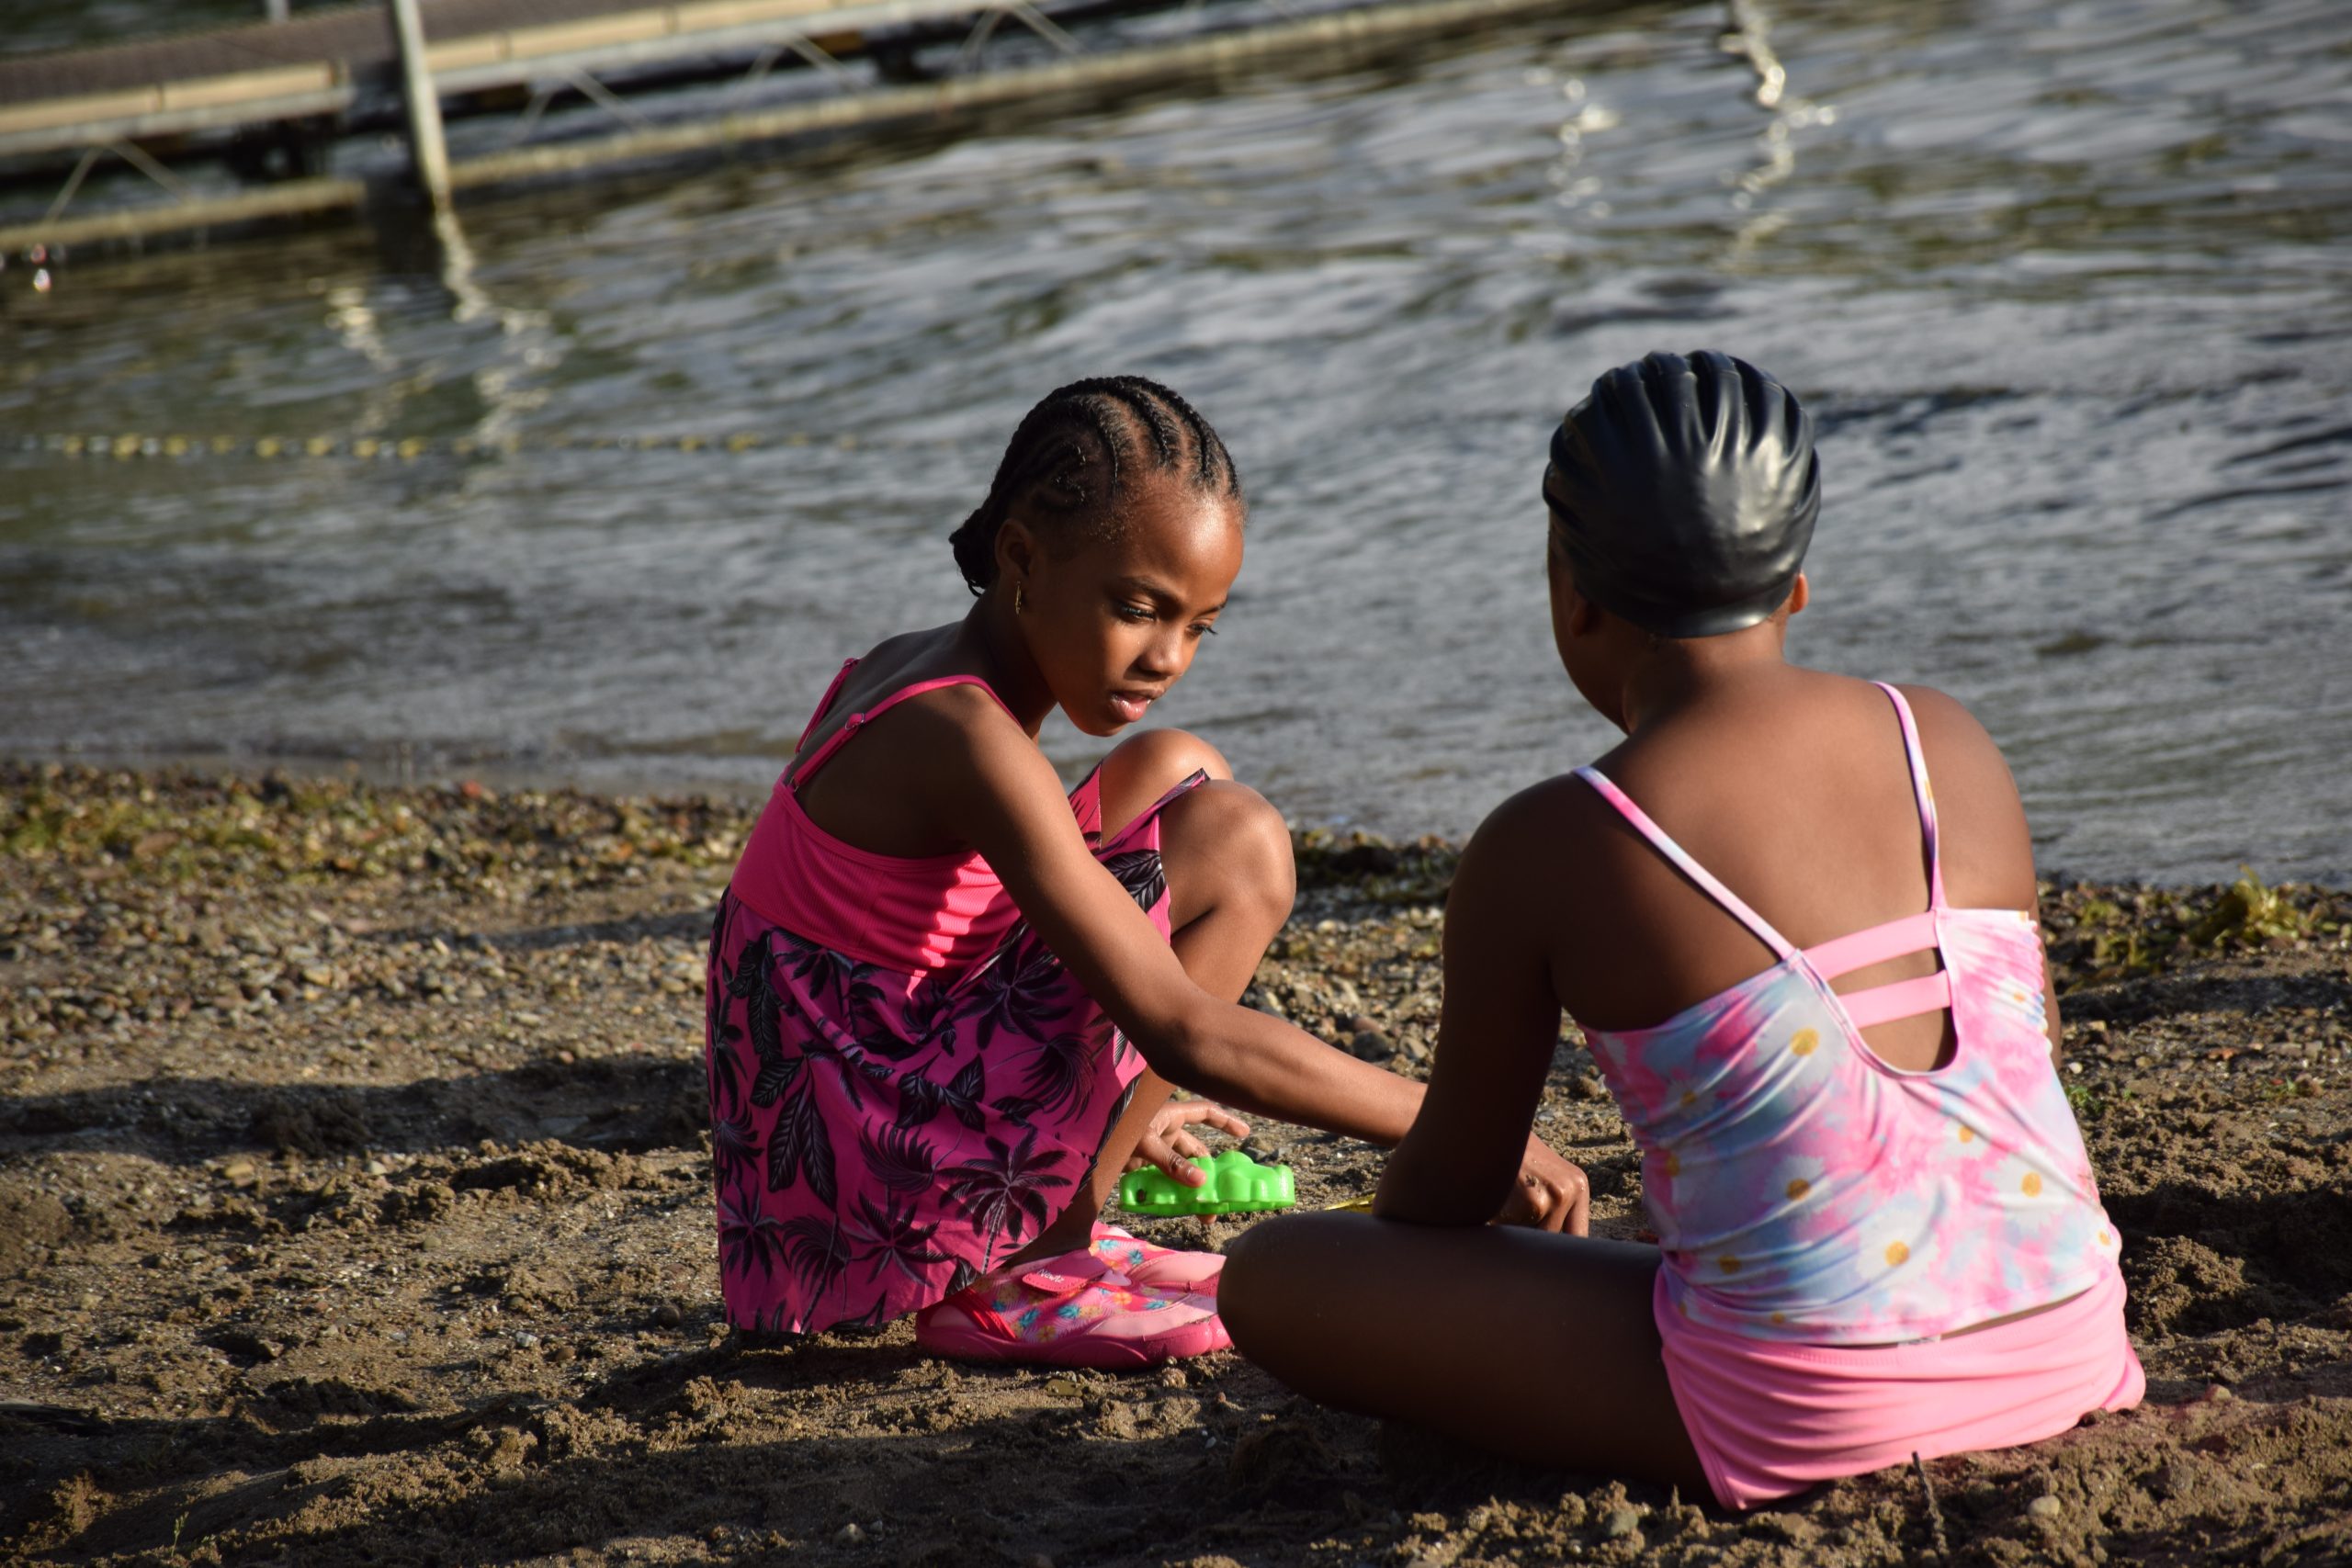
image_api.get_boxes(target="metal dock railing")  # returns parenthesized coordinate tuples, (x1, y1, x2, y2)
(0, 0, 1586, 254)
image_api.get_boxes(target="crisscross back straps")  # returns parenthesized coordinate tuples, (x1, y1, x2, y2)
(1575, 685, 1957, 1032)
(1804, 910, 1939, 980)
(1838, 969, 1953, 1031)
(1573, 766, 1799, 962)
(786, 671, 1014, 792)
(1871, 682, 1946, 908)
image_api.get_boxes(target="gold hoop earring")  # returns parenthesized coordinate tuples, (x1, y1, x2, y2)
(1013, 581, 1026, 615)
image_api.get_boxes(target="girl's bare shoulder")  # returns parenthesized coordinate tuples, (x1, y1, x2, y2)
(1889, 682, 2010, 780)
(1455, 771, 1656, 907)
(1889, 682, 2037, 908)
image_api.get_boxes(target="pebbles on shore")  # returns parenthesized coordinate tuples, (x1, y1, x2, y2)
(3, 761, 2350, 1567)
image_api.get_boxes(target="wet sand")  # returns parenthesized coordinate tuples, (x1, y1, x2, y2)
(4, 762, 2348, 1566)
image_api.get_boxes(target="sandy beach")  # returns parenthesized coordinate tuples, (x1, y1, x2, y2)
(3, 761, 2348, 1567)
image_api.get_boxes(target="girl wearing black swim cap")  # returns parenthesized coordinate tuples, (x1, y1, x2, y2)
(1222, 352, 2141, 1509)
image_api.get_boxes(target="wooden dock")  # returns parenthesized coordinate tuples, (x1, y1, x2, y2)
(0, 0, 1588, 254)
(2, 0, 940, 157)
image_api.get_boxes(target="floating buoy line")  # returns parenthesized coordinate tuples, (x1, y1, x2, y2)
(9, 429, 956, 462)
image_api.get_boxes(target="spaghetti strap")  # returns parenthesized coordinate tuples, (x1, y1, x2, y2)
(787, 672, 1016, 793)
(795, 659, 860, 751)
(1573, 766, 1799, 962)
(1870, 683, 1947, 908)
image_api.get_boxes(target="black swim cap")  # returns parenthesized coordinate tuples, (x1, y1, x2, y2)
(1544, 350, 1819, 638)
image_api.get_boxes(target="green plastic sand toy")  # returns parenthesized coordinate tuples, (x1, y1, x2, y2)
(1119, 1148, 1296, 1216)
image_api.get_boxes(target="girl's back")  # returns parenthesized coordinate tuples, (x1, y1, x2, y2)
(1545, 664, 2048, 1076)
(1539, 668, 2110, 1345)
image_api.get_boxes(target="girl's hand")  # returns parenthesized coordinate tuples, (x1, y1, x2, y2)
(1495, 1136, 1590, 1235)
(1125, 1100, 1252, 1186)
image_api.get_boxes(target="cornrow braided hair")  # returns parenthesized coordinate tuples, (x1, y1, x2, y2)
(950, 375, 1243, 594)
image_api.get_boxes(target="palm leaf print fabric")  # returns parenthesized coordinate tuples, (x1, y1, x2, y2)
(705, 779, 1195, 1337)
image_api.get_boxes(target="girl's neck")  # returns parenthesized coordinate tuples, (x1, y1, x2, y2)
(956, 594, 1054, 739)
(1618, 634, 1790, 735)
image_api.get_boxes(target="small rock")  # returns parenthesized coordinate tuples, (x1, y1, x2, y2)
(1159, 1366, 1188, 1390)
(2027, 1495, 2063, 1521)
(2148, 1459, 2198, 1500)
(1349, 1029, 1394, 1062)
(2204, 1382, 2235, 1403)
(835, 1522, 865, 1543)
(1572, 1074, 1609, 1101)
(1602, 1506, 1642, 1539)
(653, 1303, 683, 1329)
(513, 1330, 540, 1348)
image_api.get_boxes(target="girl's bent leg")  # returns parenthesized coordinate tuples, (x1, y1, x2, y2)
(1095, 726, 1236, 836)
(1091, 728, 1296, 991)
(1219, 1213, 1713, 1500)
(1013, 730, 1295, 1261)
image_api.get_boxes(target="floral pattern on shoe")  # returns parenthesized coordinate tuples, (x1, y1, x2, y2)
(913, 1249, 1227, 1366)
(1088, 1222, 1225, 1291)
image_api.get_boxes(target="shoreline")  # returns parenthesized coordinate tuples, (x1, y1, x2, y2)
(5, 751, 2333, 902)
(5, 761, 2349, 1566)
(0, 750, 2335, 897)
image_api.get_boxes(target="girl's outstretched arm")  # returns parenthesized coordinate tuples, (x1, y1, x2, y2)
(901, 685, 1425, 1146)
(1374, 785, 1590, 1235)
(901, 687, 1580, 1227)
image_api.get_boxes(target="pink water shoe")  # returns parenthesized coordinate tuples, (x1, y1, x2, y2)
(1088, 1222, 1226, 1292)
(913, 1251, 1227, 1369)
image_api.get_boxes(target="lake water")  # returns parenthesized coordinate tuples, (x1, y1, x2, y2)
(3, 0, 2347, 885)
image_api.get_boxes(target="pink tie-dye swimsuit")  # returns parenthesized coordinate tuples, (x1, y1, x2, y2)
(1577, 683, 2143, 1506)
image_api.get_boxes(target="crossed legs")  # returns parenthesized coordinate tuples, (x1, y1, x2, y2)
(1219, 1215, 1713, 1500)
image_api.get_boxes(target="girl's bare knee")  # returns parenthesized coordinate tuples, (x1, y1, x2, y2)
(1106, 727, 1231, 792)
(1099, 728, 1235, 841)
(1228, 784, 1298, 921)
(1218, 1213, 1365, 1363)
(1212, 1215, 1291, 1343)
(1169, 779, 1295, 924)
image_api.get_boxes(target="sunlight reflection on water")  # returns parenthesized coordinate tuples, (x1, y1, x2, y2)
(1, 0, 2346, 882)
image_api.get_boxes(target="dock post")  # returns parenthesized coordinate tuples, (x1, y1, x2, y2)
(386, 0, 453, 215)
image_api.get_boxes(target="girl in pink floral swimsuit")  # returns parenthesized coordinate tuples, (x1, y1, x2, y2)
(707, 377, 1584, 1367)
(1221, 353, 2143, 1506)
